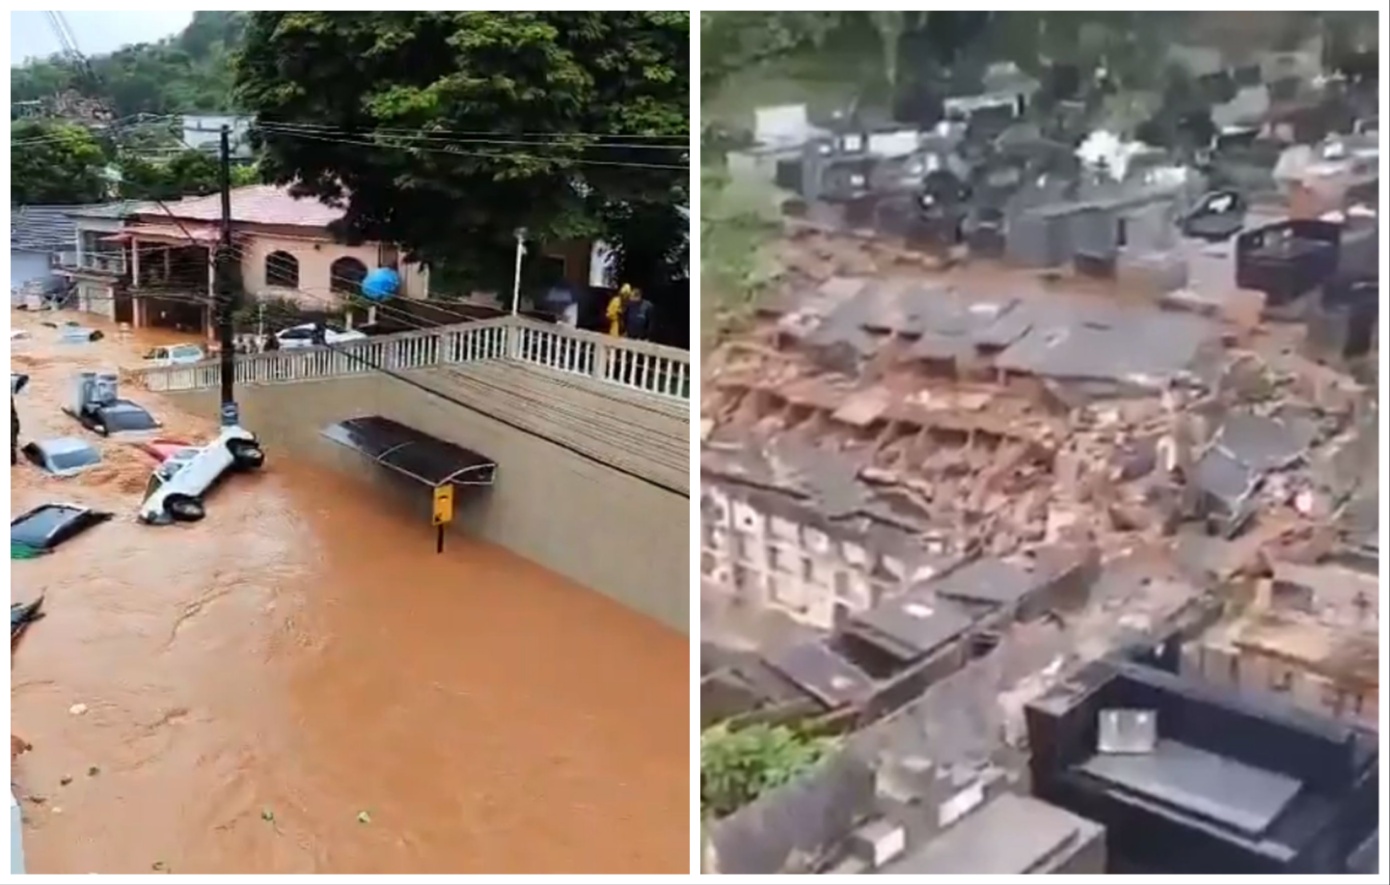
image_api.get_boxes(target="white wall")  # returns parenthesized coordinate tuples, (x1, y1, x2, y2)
(10, 250, 53, 290)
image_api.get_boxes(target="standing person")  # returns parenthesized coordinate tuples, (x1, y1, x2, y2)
(624, 287, 654, 341)
(606, 284, 631, 336)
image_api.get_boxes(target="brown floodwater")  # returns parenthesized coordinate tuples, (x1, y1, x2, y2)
(9, 310, 689, 874)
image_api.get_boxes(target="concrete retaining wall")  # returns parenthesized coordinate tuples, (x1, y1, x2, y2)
(165, 364, 689, 631)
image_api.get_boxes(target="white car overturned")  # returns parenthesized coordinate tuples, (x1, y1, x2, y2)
(137, 425, 266, 524)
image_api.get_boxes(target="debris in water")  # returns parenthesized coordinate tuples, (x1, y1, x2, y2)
(357, 810, 372, 824)
(51, 806, 62, 815)
(87, 765, 100, 777)
(68, 702, 88, 716)
(152, 861, 166, 872)
(261, 808, 275, 822)
(59, 775, 72, 786)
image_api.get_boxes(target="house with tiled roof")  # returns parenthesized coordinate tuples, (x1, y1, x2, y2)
(84, 184, 429, 333)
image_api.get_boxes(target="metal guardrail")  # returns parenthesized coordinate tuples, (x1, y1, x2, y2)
(128, 317, 691, 401)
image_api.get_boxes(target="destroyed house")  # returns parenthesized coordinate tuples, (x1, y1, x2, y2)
(1025, 652, 1378, 874)
(702, 443, 960, 632)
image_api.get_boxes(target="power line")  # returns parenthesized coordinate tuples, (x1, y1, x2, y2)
(256, 121, 689, 152)
(254, 125, 689, 171)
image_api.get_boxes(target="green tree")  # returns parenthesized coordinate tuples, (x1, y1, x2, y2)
(700, 722, 836, 819)
(11, 120, 110, 204)
(234, 11, 689, 293)
(11, 11, 247, 118)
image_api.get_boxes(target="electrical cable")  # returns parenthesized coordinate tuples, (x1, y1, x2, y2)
(254, 125, 688, 171)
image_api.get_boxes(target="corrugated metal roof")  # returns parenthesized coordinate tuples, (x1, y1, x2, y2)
(10, 205, 81, 252)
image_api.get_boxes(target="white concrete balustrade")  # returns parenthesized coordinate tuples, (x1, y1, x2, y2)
(129, 317, 691, 401)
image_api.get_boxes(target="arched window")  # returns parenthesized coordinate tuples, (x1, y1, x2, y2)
(330, 256, 369, 294)
(265, 250, 300, 288)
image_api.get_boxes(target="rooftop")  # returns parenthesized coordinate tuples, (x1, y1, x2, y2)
(133, 184, 346, 229)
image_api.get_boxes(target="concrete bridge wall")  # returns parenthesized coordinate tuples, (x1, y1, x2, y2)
(165, 363, 689, 632)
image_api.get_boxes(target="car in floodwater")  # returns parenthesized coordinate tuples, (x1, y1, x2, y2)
(275, 322, 368, 350)
(20, 437, 102, 477)
(141, 343, 207, 367)
(138, 425, 266, 524)
(56, 324, 104, 344)
(63, 372, 161, 437)
(131, 437, 196, 463)
(10, 502, 113, 553)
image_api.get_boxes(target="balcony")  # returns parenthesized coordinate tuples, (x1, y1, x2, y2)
(128, 317, 692, 402)
(56, 250, 127, 277)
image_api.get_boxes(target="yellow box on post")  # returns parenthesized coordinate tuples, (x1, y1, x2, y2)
(432, 485, 454, 554)
(432, 485, 455, 526)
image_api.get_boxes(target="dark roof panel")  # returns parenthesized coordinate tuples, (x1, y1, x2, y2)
(321, 415, 496, 487)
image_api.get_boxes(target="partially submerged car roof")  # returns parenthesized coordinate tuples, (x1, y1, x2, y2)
(33, 437, 93, 456)
(11, 503, 113, 551)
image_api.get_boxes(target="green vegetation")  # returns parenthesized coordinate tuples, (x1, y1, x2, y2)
(12, 118, 259, 205)
(700, 721, 838, 819)
(235, 11, 689, 293)
(11, 11, 247, 118)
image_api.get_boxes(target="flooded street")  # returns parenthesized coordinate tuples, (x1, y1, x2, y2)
(10, 310, 689, 874)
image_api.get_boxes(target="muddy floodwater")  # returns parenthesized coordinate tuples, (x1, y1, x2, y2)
(9, 310, 689, 874)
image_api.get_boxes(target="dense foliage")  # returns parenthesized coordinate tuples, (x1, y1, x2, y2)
(12, 118, 258, 205)
(10, 120, 108, 204)
(235, 11, 689, 293)
(11, 11, 247, 118)
(700, 722, 837, 819)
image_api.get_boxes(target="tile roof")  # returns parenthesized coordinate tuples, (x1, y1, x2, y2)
(142, 184, 346, 228)
(10, 205, 81, 252)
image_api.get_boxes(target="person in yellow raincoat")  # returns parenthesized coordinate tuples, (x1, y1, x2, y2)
(606, 284, 632, 336)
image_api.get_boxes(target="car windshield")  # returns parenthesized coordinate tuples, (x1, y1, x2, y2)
(47, 446, 101, 472)
(103, 406, 158, 432)
(170, 345, 203, 359)
(142, 348, 166, 359)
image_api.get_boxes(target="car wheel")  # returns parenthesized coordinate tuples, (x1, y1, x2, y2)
(228, 439, 265, 470)
(165, 495, 205, 522)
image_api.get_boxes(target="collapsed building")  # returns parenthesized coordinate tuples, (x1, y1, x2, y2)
(700, 217, 1377, 873)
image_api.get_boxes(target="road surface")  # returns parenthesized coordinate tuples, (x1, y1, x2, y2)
(10, 310, 688, 874)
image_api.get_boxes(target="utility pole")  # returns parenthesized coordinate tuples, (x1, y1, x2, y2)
(509, 228, 526, 316)
(215, 125, 239, 426)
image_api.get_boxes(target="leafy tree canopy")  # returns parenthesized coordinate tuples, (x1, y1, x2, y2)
(11, 120, 109, 204)
(11, 11, 248, 118)
(234, 11, 689, 290)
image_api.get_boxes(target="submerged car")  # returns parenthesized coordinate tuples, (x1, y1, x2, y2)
(131, 437, 195, 463)
(11, 502, 113, 553)
(275, 322, 367, 350)
(141, 343, 206, 367)
(21, 437, 102, 476)
(58, 324, 104, 343)
(138, 425, 266, 524)
(62, 371, 161, 436)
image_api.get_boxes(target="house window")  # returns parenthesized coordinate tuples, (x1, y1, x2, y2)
(265, 250, 300, 288)
(330, 256, 368, 295)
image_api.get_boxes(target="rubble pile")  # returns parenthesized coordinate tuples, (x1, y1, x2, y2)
(704, 258, 1371, 570)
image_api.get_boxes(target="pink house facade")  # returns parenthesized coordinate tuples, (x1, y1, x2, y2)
(111, 185, 427, 333)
